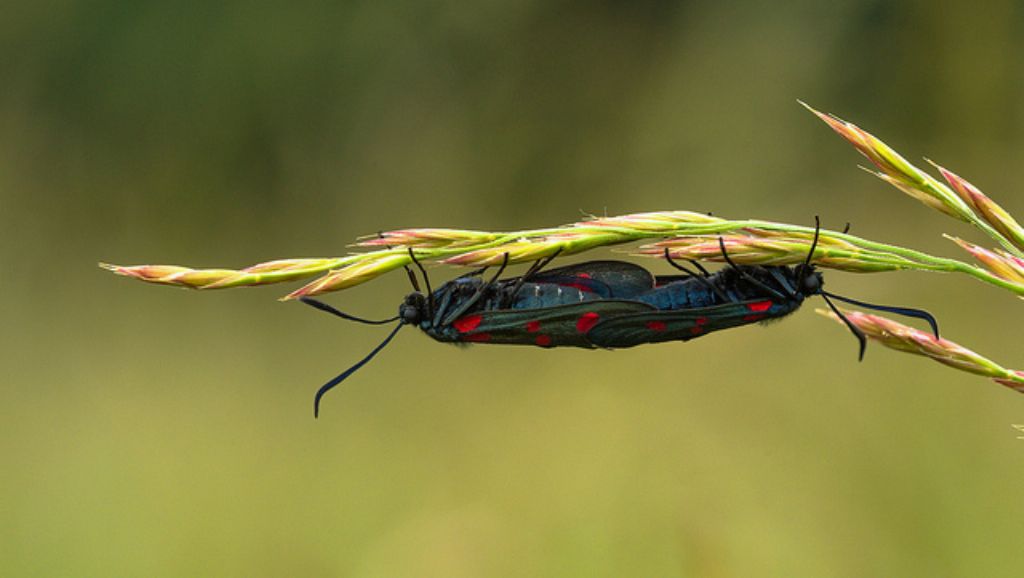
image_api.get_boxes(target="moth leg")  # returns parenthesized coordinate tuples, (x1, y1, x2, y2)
(503, 248, 563, 308)
(403, 266, 421, 293)
(431, 286, 455, 328)
(664, 248, 730, 302)
(441, 253, 510, 325)
(374, 232, 424, 295)
(717, 238, 787, 301)
(407, 248, 435, 318)
(766, 268, 799, 299)
(688, 259, 712, 277)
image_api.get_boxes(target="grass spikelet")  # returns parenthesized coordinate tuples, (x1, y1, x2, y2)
(817, 309, 1024, 393)
(639, 231, 921, 272)
(944, 236, 1024, 284)
(283, 253, 414, 300)
(930, 162, 1024, 253)
(803, 102, 1024, 258)
(357, 229, 502, 249)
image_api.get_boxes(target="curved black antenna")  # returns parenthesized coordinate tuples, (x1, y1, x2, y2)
(804, 216, 821, 269)
(407, 248, 434, 317)
(820, 290, 939, 338)
(717, 237, 787, 301)
(820, 292, 867, 361)
(664, 248, 731, 302)
(300, 297, 401, 325)
(313, 321, 404, 418)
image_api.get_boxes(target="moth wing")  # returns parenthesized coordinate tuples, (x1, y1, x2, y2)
(531, 261, 655, 299)
(454, 300, 656, 348)
(586, 299, 789, 348)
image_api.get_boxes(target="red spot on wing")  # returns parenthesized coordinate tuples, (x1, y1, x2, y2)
(534, 334, 552, 347)
(743, 314, 765, 322)
(577, 273, 592, 279)
(576, 312, 601, 333)
(747, 301, 772, 313)
(695, 317, 708, 325)
(525, 321, 541, 333)
(646, 321, 667, 332)
(562, 282, 595, 293)
(464, 332, 492, 342)
(690, 326, 703, 335)
(452, 315, 482, 333)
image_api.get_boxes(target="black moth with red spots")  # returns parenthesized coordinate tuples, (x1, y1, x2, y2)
(301, 221, 940, 417)
(399, 260, 813, 349)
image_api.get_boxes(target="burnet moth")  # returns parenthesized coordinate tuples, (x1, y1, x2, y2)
(302, 218, 938, 417)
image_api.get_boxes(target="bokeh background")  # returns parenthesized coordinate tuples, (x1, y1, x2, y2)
(4, 1, 1024, 576)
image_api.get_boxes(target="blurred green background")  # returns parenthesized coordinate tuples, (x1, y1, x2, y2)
(4, 1, 1024, 576)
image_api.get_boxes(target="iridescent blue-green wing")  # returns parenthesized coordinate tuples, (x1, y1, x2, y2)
(586, 299, 799, 348)
(530, 261, 656, 299)
(448, 299, 656, 348)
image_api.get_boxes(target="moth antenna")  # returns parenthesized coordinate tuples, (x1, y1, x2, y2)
(408, 248, 434, 317)
(717, 237, 787, 301)
(842, 222, 851, 234)
(300, 297, 401, 325)
(820, 291, 939, 338)
(313, 322, 404, 418)
(820, 292, 867, 361)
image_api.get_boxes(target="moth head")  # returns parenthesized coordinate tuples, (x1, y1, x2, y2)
(399, 292, 428, 325)
(795, 264, 823, 296)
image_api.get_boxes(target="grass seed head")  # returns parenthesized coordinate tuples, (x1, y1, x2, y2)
(802, 102, 975, 222)
(282, 253, 412, 300)
(946, 236, 1024, 284)
(358, 229, 502, 249)
(639, 232, 916, 273)
(100, 263, 241, 288)
(817, 309, 1024, 392)
(932, 163, 1024, 253)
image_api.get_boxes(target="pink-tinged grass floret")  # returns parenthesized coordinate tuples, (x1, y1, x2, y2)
(818, 309, 1024, 393)
(804, 101, 1024, 259)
